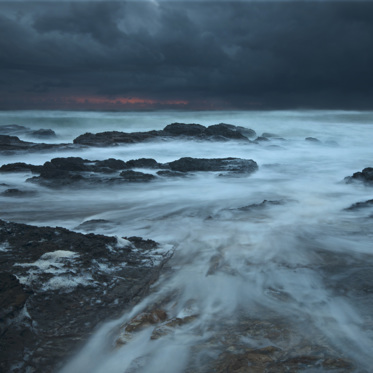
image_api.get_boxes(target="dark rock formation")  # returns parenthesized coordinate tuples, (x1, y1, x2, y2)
(345, 199, 373, 211)
(0, 135, 76, 153)
(73, 123, 255, 147)
(163, 123, 205, 137)
(75, 219, 114, 232)
(0, 124, 30, 135)
(125, 158, 163, 169)
(345, 167, 373, 185)
(0, 219, 172, 373)
(255, 136, 270, 142)
(157, 170, 187, 178)
(0, 162, 43, 173)
(2, 156, 258, 188)
(166, 157, 258, 175)
(0, 125, 56, 139)
(120, 170, 156, 182)
(30, 129, 56, 139)
(0, 135, 34, 151)
(0, 188, 37, 197)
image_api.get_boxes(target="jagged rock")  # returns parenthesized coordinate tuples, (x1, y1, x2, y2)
(345, 167, 373, 185)
(345, 199, 373, 211)
(238, 200, 283, 211)
(120, 170, 156, 182)
(0, 219, 172, 373)
(166, 157, 258, 174)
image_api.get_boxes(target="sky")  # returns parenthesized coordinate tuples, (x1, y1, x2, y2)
(0, 1, 373, 111)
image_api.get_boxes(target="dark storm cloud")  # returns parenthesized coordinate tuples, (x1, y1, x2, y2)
(0, 1, 373, 109)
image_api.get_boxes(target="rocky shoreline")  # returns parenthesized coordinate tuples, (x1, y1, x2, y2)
(0, 220, 173, 373)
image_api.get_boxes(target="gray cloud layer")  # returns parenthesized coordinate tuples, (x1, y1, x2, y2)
(1, 1, 373, 109)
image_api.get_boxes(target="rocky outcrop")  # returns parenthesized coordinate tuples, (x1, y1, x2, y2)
(0, 135, 75, 153)
(166, 157, 258, 175)
(345, 167, 373, 185)
(73, 123, 255, 146)
(1, 156, 258, 188)
(0, 219, 172, 373)
(0, 125, 56, 139)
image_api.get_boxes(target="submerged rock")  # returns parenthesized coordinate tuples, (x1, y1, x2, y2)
(305, 136, 321, 143)
(0, 125, 56, 139)
(0, 188, 37, 197)
(0, 219, 172, 373)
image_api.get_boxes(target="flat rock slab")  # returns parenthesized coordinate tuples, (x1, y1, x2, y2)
(0, 219, 172, 373)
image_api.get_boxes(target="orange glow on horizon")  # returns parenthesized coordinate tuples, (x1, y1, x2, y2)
(68, 96, 189, 106)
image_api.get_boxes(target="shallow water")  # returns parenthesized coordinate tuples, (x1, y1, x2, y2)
(1, 110, 373, 371)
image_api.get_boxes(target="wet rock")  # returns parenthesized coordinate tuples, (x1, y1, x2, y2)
(167, 157, 258, 174)
(157, 170, 187, 178)
(120, 170, 156, 182)
(0, 125, 56, 139)
(0, 135, 33, 151)
(163, 123, 206, 137)
(255, 136, 270, 142)
(217, 123, 256, 138)
(0, 273, 32, 322)
(0, 135, 77, 153)
(30, 129, 56, 139)
(73, 123, 254, 147)
(305, 137, 321, 143)
(0, 124, 30, 135)
(150, 315, 197, 340)
(345, 167, 373, 185)
(0, 188, 37, 197)
(205, 124, 248, 140)
(75, 219, 113, 232)
(125, 158, 163, 169)
(345, 199, 373, 211)
(238, 200, 283, 211)
(0, 162, 43, 173)
(262, 132, 278, 138)
(73, 130, 161, 146)
(0, 219, 172, 373)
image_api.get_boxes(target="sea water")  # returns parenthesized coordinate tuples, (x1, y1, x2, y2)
(0, 110, 372, 371)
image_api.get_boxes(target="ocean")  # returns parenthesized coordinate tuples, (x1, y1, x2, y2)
(1, 110, 373, 372)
